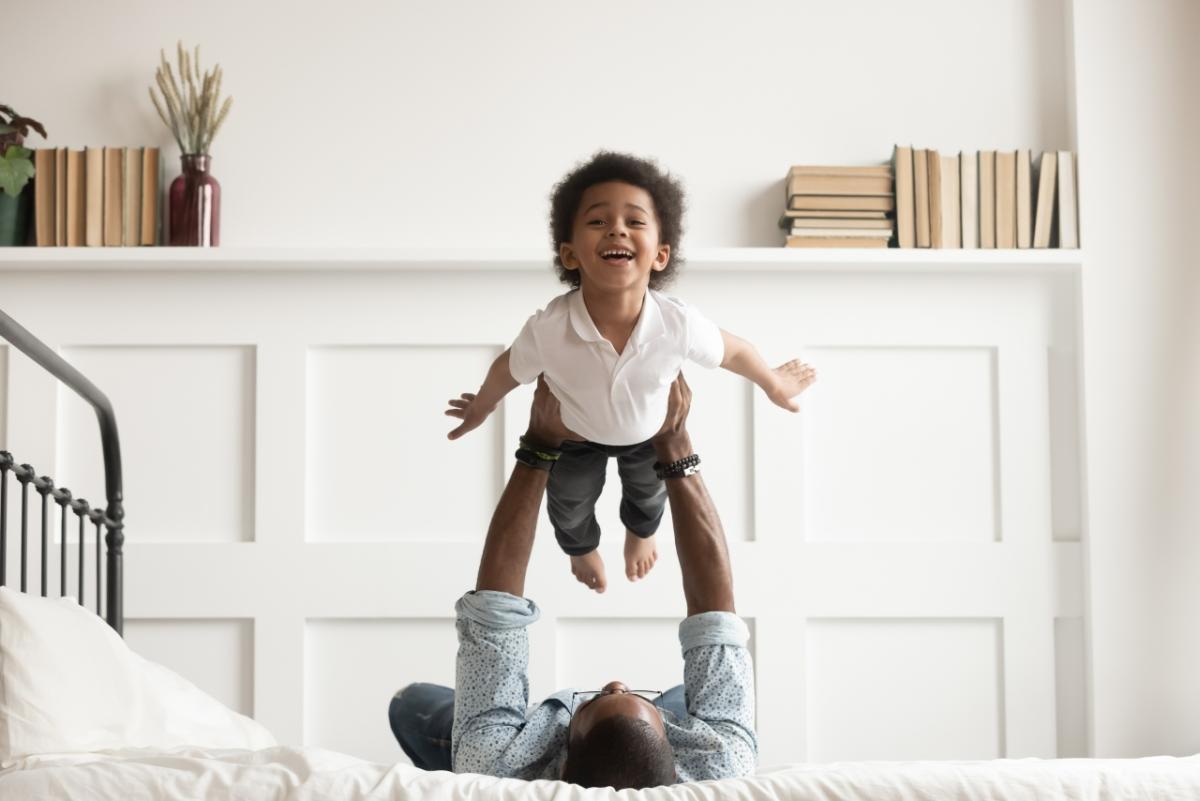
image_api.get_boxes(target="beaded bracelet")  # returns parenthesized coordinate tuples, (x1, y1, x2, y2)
(654, 453, 701, 480)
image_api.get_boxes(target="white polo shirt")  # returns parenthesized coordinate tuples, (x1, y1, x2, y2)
(508, 289, 725, 446)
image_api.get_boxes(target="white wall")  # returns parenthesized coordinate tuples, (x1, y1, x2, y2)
(5, 0, 1068, 248)
(4, 0, 1198, 759)
(1071, 0, 1200, 757)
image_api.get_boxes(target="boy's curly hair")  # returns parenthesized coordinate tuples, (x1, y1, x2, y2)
(548, 151, 686, 291)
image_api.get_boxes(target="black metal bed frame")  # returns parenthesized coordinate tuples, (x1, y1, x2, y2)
(0, 307, 124, 634)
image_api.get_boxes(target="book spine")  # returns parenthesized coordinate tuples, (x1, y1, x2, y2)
(54, 148, 67, 246)
(65, 149, 86, 247)
(103, 147, 123, 246)
(995, 151, 1017, 248)
(1016, 149, 1032, 248)
(34, 148, 56, 247)
(85, 148, 104, 247)
(1057, 150, 1078, 248)
(893, 145, 915, 248)
(140, 147, 160, 246)
(913, 149, 930, 248)
(960, 151, 978, 249)
(979, 151, 995, 249)
(927, 150, 944, 248)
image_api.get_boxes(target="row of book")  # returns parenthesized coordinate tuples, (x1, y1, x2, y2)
(32, 147, 162, 247)
(779, 165, 895, 248)
(891, 145, 1078, 249)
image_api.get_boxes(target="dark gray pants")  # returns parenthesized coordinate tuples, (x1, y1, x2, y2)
(547, 439, 666, 556)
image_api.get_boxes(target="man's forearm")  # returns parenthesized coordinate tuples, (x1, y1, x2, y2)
(475, 463, 548, 597)
(657, 433, 736, 615)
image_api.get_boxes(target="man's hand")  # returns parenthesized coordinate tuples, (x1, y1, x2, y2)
(445, 392, 496, 440)
(766, 359, 817, 412)
(652, 373, 694, 464)
(524, 376, 582, 448)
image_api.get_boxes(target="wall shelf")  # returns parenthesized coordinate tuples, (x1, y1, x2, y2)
(0, 247, 1083, 275)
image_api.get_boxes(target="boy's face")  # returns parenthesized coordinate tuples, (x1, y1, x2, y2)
(560, 181, 670, 294)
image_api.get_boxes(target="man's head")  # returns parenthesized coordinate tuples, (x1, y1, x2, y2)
(549, 151, 687, 292)
(560, 681, 677, 789)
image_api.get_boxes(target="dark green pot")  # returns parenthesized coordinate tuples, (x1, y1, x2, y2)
(0, 187, 32, 246)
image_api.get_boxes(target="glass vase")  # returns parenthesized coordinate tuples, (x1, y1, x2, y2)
(168, 153, 220, 246)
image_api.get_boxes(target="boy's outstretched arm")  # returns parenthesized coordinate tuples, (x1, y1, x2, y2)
(446, 349, 521, 440)
(719, 329, 816, 412)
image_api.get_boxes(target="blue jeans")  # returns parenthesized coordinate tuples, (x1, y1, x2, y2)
(388, 682, 688, 770)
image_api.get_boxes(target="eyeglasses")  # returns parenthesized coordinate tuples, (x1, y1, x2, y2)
(572, 689, 662, 713)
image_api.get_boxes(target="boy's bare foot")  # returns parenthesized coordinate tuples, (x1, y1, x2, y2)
(624, 530, 658, 581)
(570, 551, 608, 593)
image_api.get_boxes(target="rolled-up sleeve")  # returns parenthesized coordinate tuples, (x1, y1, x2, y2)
(451, 591, 540, 775)
(675, 611, 757, 779)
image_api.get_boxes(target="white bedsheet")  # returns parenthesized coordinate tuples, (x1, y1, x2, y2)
(2, 746, 1199, 800)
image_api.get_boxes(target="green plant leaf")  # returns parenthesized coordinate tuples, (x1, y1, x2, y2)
(0, 146, 35, 197)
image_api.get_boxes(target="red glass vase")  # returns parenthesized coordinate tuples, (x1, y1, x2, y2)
(168, 154, 220, 246)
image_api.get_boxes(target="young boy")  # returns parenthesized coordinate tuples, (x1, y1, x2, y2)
(445, 151, 815, 592)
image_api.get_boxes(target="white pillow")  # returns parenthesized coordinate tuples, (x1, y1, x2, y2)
(0, 587, 275, 766)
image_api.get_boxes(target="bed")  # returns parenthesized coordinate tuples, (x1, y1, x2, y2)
(1, 304, 1198, 800)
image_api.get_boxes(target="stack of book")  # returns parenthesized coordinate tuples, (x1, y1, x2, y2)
(31, 147, 161, 246)
(890, 145, 1078, 249)
(779, 165, 896, 248)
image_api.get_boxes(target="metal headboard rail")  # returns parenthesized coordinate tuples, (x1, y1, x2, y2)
(0, 307, 124, 634)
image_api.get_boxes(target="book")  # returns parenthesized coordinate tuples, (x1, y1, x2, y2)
(913, 148, 930, 248)
(787, 172, 892, 197)
(1033, 151, 1058, 248)
(85, 147, 104, 247)
(892, 145, 915, 248)
(1016, 149, 1032, 248)
(995, 150, 1016, 248)
(787, 195, 894, 212)
(34, 148, 56, 247)
(789, 165, 891, 176)
(786, 235, 889, 248)
(780, 210, 888, 222)
(930, 153, 960, 248)
(1057, 150, 1078, 248)
(790, 217, 893, 230)
(140, 147, 160, 246)
(103, 147, 123, 246)
(979, 150, 995, 248)
(55, 148, 67, 246)
(960, 150, 978, 249)
(65, 149, 86, 247)
(122, 147, 143, 246)
(787, 228, 894, 238)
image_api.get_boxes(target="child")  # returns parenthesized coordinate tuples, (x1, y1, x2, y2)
(445, 151, 815, 593)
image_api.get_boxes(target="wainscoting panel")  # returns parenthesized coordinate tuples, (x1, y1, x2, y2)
(124, 617, 255, 716)
(0, 257, 1085, 768)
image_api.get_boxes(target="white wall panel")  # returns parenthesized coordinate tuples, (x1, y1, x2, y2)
(0, 345, 7, 448)
(56, 346, 256, 543)
(1055, 616, 1088, 757)
(124, 618, 254, 716)
(1048, 347, 1082, 541)
(306, 346, 501, 542)
(304, 618, 457, 765)
(805, 618, 1003, 761)
(803, 347, 999, 543)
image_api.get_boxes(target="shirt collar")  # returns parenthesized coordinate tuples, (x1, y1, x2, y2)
(567, 289, 666, 348)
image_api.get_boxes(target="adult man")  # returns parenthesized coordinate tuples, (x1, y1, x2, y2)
(389, 375, 755, 789)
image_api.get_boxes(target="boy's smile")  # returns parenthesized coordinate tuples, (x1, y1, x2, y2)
(560, 181, 671, 294)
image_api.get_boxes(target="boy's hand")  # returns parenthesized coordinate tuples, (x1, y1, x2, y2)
(767, 359, 817, 412)
(446, 392, 496, 440)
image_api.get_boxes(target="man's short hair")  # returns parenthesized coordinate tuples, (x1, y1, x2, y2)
(561, 714, 676, 789)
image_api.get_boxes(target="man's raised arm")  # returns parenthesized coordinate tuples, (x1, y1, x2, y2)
(652, 375, 736, 616)
(474, 376, 576, 596)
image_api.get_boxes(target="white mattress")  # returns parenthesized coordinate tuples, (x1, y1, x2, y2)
(2, 746, 1199, 800)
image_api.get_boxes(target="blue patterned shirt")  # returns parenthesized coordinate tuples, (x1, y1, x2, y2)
(450, 590, 756, 782)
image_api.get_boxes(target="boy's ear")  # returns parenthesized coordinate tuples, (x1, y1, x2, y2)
(652, 243, 671, 272)
(560, 243, 581, 270)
